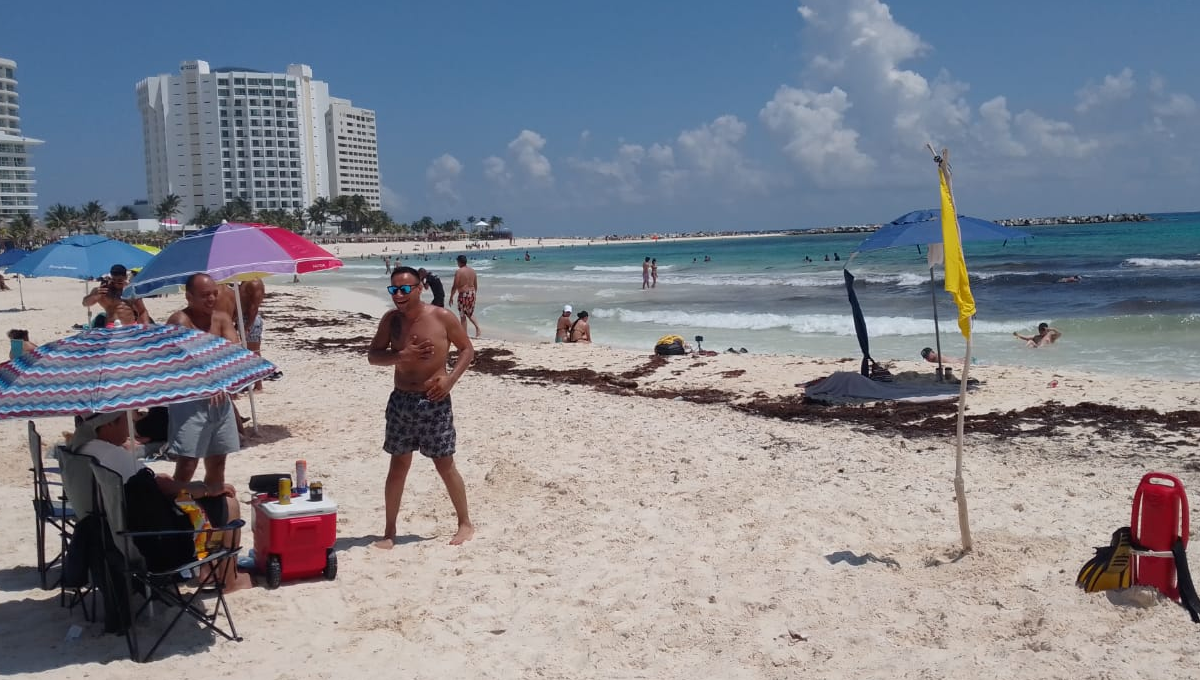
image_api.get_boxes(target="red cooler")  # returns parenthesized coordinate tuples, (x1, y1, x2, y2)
(252, 493, 338, 589)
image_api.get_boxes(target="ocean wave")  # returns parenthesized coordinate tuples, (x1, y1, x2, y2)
(1123, 257, 1200, 268)
(589, 307, 1019, 336)
(574, 264, 673, 272)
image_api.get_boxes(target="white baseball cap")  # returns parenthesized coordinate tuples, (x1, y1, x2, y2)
(563, 304, 573, 313)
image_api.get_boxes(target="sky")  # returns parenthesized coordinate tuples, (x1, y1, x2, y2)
(4, 0, 1199, 236)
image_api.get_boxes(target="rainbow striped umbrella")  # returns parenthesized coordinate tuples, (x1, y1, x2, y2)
(0, 324, 276, 418)
(126, 222, 342, 296)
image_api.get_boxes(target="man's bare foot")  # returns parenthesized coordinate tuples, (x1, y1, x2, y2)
(449, 524, 475, 545)
(374, 529, 396, 550)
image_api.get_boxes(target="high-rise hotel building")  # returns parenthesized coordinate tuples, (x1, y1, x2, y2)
(0, 58, 44, 220)
(137, 60, 380, 224)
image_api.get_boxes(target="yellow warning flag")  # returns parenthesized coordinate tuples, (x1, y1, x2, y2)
(938, 163, 975, 337)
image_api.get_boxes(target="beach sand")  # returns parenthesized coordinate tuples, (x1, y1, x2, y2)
(2, 276, 1199, 678)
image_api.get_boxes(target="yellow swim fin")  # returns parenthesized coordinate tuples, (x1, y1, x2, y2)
(1077, 527, 1133, 593)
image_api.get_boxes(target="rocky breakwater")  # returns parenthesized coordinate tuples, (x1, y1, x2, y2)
(997, 213, 1151, 226)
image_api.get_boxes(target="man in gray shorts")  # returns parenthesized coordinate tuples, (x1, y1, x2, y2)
(166, 274, 243, 488)
(368, 266, 475, 546)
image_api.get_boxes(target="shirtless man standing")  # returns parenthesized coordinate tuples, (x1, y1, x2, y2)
(82, 264, 150, 325)
(448, 254, 481, 338)
(238, 279, 266, 390)
(369, 266, 476, 546)
(165, 274, 242, 488)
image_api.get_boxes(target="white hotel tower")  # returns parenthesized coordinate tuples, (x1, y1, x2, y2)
(0, 58, 44, 220)
(137, 60, 380, 223)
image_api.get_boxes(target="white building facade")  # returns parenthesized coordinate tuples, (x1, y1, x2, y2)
(326, 98, 381, 209)
(137, 60, 379, 224)
(0, 57, 44, 220)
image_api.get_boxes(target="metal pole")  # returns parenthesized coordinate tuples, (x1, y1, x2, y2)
(232, 281, 260, 434)
(17, 276, 25, 310)
(929, 267, 944, 380)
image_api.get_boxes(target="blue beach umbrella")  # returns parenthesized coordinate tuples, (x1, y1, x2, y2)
(6, 234, 154, 280)
(0, 248, 31, 267)
(850, 209, 1031, 375)
(855, 209, 1030, 252)
(7, 235, 154, 321)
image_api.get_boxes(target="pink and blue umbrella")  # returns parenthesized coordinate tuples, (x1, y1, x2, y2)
(0, 324, 277, 418)
(126, 222, 342, 296)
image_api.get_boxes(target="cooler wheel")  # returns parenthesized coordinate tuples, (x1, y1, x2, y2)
(323, 549, 338, 580)
(265, 555, 282, 589)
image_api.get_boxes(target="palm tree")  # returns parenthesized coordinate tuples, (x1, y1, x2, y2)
(191, 206, 217, 227)
(155, 194, 182, 233)
(8, 213, 36, 247)
(489, 215, 504, 230)
(115, 205, 138, 221)
(81, 200, 108, 234)
(467, 215, 477, 226)
(290, 207, 307, 233)
(223, 197, 252, 221)
(45, 204, 81, 236)
(347, 195, 369, 232)
(307, 197, 331, 234)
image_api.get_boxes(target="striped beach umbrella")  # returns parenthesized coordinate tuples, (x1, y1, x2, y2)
(0, 324, 276, 419)
(126, 222, 342, 297)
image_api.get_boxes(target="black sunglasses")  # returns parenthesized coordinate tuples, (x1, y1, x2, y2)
(387, 284, 416, 295)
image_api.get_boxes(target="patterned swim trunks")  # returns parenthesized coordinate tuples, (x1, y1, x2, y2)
(383, 391, 456, 458)
(246, 313, 263, 343)
(457, 289, 476, 316)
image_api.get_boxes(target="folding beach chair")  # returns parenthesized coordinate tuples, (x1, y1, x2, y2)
(28, 421, 75, 589)
(58, 447, 103, 621)
(89, 460, 244, 663)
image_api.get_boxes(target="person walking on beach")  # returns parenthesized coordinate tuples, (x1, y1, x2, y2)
(449, 254, 481, 338)
(642, 257, 651, 289)
(1014, 323, 1061, 348)
(165, 274, 242, 489)
(555, 305, 573, 342)
(368, 266, 476, 546)
(651, 258, 658, 288)
(239, 278, 266, 391)
(418, 267, 445, 307)
(82, 264, 150, 326)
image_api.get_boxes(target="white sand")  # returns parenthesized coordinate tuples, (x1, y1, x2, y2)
(1, 277, 1199, 678)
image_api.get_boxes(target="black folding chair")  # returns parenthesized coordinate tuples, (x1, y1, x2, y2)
(28, 421, 75, 589)
(58, 447, 102, 621)
(89, 460, 244, 663)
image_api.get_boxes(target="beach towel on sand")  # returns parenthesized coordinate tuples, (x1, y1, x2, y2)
(803, 371, 962, 403)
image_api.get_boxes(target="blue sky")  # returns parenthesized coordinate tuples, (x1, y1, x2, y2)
(5, 0, 1199, 236)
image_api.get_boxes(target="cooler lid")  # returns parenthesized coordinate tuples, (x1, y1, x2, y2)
(258, 495, 337, 518)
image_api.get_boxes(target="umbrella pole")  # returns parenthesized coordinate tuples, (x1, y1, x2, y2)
(18, 276, 25, 311)
(929, 268, 944, 380)
(232, 282, 260, 434)
(84, 280, 91, 326)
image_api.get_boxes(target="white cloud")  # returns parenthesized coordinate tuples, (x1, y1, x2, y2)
(425, 153, 463, 202)
(568, 143, 650, 204)
(1153, 92, 1198, 118)
(674, 115, 770, 194)
(379, 185, 405, 214)
(482, 156, 510, 186)
(1075, 68, 1135, 113)
(508, 129, 554, 184)
(760, 85, 874, 180)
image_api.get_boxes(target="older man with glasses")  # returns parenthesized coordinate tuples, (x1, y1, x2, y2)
(368, 266, 476, 547)
(82, 264, 150, 326)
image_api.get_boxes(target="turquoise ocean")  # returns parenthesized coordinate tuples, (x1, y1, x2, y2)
(313, 212, 1200, 380)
